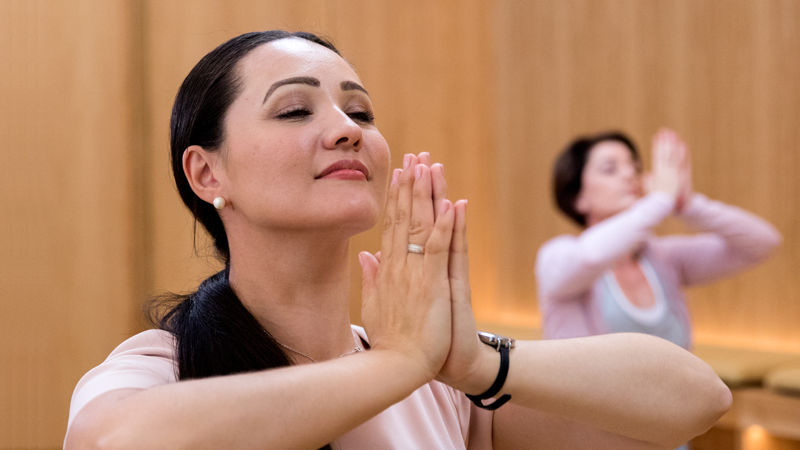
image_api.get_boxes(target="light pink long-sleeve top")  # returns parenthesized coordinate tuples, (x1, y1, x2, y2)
(535, 191, 781, 348)
(65, 326, 493, 449)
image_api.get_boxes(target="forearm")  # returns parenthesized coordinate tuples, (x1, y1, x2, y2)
(494, 404, 668, 450)
(537, 193, 674, 298)
(680, 193, 781, 259)
(68, 349, 428, 449)
(461, 334, 730, 448)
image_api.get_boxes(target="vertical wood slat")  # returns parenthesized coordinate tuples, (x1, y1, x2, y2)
(0, 0, 141, 446)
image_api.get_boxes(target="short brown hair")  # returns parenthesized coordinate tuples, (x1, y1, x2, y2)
(552, 131, 640, 226)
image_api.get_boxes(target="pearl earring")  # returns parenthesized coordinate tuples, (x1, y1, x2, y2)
(213, 197, 226, 210)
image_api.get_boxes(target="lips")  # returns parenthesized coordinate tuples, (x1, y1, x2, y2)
(315, 159, 370, 180)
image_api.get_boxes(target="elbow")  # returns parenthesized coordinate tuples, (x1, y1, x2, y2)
(65, 429, 119, 450)
(66, 417, 144, 450)
(698, 376, 733, 429)
(763, 228, 783, 257)
(751, 226, 783, 262)
(670, 370, 732, 447)
(729, 230, 782, 267)
(645, 347, 732, 449)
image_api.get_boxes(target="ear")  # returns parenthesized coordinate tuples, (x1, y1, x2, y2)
(182, 145, 224, 205)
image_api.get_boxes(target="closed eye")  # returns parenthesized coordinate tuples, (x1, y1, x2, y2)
(601, 164, 616, 174)
(348, 110, 375, 124)
(276, 108, 312, 120)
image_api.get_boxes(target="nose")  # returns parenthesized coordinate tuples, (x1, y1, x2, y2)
(322, 108, 363, 152)
(621, 163, 637, 180)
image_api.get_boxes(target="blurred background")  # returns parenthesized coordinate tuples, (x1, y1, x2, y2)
(1, 0, 798, 448)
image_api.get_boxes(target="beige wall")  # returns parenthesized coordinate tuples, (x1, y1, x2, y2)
(1, 0, 798, 446)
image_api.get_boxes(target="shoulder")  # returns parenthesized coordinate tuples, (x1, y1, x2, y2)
(68, 330, 177, 428)
(536, 234, 578, 265)
(538, 234, 577, 254)
(108, 328, 176, 358)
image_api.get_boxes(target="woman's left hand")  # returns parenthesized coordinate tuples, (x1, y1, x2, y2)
(435, 199, 493, 394)
(374, 153, 489, 393)
(421, 156, 490, 394)
(674, 135, 693, 213)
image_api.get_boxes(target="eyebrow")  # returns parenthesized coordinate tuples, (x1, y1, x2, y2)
(262, 76, 320, 104)
(341, 80, 369, 96)
(262, 77, 370, 104)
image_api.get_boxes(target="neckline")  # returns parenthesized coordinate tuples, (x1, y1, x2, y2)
(603, 258, 667, 326)
(275, 328, 365, 363)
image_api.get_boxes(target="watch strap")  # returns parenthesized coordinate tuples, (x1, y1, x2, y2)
(465, 344, 511, 410)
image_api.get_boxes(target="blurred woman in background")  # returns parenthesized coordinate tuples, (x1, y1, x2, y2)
(537, 129, 781, 347)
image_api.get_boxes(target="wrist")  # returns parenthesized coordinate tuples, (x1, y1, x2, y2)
(461, 332, 515, 410)
(369, 344, 439, 386)
(446, 343, 498, 395)
(646, 190, 677, 210)
(676, 191, 702, 217)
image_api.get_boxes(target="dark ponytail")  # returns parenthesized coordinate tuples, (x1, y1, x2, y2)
(156, 267, 291, 378)
(149, 31, 341, 448)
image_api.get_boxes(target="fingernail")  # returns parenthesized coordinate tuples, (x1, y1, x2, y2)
(391, 168, 401, 186)
(415, 164, 423, 179)
(432, 163, 444, 175)
(441, 199, 452, 214)
(403, 154, 411, 169)
(358, 251, 370, 267)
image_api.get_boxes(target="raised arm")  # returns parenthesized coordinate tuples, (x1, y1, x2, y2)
(489, 334, 731, 448)
(535, 192, 674, 300)
(660, 193, 782, 285)
(66, 155, 456, 449)
(66, 350, 437, 449)
(654, 128, 780, 284)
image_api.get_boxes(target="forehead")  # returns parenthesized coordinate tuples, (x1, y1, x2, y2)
(236, 37, 361, 88)
(587, 140, 634, 165)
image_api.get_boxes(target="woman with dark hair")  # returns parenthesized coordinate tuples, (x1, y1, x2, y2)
(537, 129, 781, 348)
(66, 33, 731, 448)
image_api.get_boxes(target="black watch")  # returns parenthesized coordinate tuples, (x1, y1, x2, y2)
(477, 331, 515, 351)
(466, 331, 514, 410)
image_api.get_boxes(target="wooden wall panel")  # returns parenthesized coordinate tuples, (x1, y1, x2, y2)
(0, 0, 141, 446)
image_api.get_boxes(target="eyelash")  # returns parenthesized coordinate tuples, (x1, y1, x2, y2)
(276, 108, 311, 120)
(275, 108, 375, 124)
(347, 110, 375, 124)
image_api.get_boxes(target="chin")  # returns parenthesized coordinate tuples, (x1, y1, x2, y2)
(619, 194, 640, 210)
(321, 202, 380, 236)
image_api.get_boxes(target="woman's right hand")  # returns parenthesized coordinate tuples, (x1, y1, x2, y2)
(359, 154, 456, 381)
(646, 128, 687, 205)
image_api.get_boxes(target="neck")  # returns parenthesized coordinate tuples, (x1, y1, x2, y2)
(226, 225, 356, 362)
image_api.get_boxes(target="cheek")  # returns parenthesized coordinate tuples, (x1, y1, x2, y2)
(367, 135, 391, 195)
(581, 175, 619, 209)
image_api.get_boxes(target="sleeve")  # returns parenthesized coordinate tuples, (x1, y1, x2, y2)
(66, 330, 177, 430)
(657, 193, 782, 286)
(535, 192, 675, 301)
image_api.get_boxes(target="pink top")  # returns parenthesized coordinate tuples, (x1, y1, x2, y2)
(66, 326, 493, 449)
(536, 192, 781, 347)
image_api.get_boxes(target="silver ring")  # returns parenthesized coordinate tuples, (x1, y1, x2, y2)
(407, 244, 424, 254)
